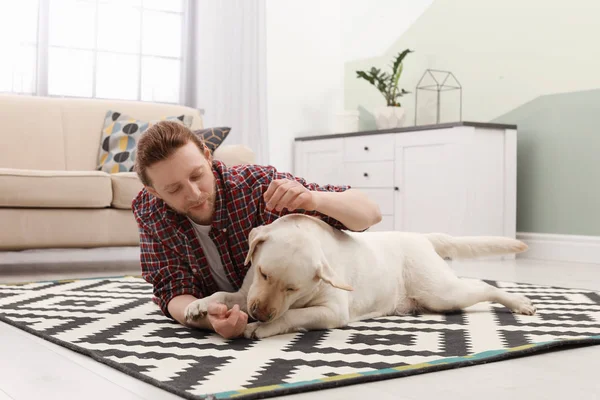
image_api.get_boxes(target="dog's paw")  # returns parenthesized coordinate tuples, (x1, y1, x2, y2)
(511, 295, 537, 315)
(244, 321, 302, 339)
(243, 321, 283, 339)
(184, 299, 209, 322)
(243, 322, 263, 339)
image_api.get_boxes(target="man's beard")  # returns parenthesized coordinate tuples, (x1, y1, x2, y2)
(167, 182, 217, 225)
(185, 192, 216, 225)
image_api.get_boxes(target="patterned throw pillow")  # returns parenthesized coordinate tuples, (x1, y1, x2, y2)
(193, 127, 230, 152)
(97, 110, 194, 173)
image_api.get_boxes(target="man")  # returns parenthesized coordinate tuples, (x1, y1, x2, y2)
(132, 121, 382, 339)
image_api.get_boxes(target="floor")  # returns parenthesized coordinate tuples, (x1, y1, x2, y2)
(0, 248, 599, 400)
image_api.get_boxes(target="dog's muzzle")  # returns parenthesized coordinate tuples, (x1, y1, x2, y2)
(249, 300, 275, 322)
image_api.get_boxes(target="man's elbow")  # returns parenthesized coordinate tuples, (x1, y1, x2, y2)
(358, 192, 382, 230)
(370, 203, 382, 226)
(352, 202, 382, 232)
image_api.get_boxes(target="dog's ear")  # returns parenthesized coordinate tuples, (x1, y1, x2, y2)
(244, 226, 269, 266)
(316, 258, 353, 291)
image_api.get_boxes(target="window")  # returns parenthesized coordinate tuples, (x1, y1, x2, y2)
(0, 0, 39, 94)
(0, 0, 186, 104)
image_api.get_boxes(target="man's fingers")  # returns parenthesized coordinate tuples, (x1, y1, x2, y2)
(275, 187, 303, 211)
(234, 311, 249, 337)
(271, 182, 300, 211)
(266, 181, 289, 210)
(210, 317, 226, 333)
(206, 304, 249, 339)
(263, 179, 284, 204)
(226, 304, 240, 326)
(265, 180, 293, 210)
(207, 302, 228, 316)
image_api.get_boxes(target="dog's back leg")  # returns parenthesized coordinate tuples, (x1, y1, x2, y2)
(407, 254, 536, 315)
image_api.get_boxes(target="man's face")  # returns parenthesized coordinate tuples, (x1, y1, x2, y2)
(145, 141, 216, 225)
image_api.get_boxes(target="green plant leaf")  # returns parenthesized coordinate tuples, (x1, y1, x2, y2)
(356, 48, 414, 107)
(390, 50, 412, 106)
(356, 70, 375, 85)
(391, 49, 413, 77)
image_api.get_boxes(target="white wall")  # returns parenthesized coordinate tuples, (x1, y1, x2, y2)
(265, 0, 432, 173)
(265, 0, 343, 173)
(345, 0, 600, 127)
(342, 0, 433, 63)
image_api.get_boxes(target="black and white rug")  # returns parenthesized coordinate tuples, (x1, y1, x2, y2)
(0, 276, 599, 400)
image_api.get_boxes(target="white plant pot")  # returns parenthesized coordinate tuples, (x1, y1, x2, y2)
(334, 110, 360, 133)
(375, 106, 406, 130)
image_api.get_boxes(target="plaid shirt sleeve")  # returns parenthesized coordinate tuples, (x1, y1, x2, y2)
(138, 225, 203, 319)
(257, 166, 354, 231)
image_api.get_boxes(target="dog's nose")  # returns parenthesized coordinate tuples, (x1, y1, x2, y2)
(249, 300, 259, 319)
(255, 306, 276, 322)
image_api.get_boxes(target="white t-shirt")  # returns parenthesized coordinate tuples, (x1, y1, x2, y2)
(188, 218, 235, 292)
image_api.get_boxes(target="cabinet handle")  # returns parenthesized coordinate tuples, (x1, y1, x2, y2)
(364, 146, 369, 151)
(394, 186, 399, 191)
(363, 172, 369, 177)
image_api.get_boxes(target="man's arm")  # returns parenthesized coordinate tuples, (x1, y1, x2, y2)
(138, 229, 247, 337)
(138, 225, 206, 319)
(169, 295, 248, 338)
(168, 295, 213, 330)
(311, 188, 382, 231)
(263, 177, 382, 232)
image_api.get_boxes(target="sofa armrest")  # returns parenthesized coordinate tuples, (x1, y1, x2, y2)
(212, 144, 255, 167)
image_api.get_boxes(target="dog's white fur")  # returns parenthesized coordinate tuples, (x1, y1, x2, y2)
(185, 214, 536, 339)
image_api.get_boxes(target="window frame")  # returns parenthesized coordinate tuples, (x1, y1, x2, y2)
(3, 0, 190, 105)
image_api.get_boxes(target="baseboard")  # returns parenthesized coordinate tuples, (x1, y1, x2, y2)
(516, 232, 600, 264)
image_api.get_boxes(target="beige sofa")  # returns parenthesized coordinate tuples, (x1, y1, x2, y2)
(0, 94, 254, 251)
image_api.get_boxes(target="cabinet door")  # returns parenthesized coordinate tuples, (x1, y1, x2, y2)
(294, 138, 344, 186)
(394, 131, 468, 235)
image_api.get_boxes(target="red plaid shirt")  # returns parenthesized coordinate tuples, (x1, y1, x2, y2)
(132, 160, 352, 319)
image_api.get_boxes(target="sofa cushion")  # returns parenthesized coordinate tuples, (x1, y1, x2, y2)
(97, 110, 194, 173)
(193, 127, 231, 152)
(0, 94, 67, 170)
(0, 168, 112, 208)
(111, 172, 144, 210)
(0, 208, 139, 250)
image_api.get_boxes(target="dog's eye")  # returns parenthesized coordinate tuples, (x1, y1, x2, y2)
(260, 271, 268, 280)
(286, 287, 297, 292)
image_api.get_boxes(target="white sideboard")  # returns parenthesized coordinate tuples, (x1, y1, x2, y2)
(294, 122, 518, 238)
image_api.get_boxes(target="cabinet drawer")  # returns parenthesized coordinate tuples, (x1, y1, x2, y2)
(344, 161, 394, 188)
(358, 188, 394, 215)
(344, 134, 395, 162)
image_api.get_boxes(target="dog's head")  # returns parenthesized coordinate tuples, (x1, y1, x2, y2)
(243, 214, 353, 322)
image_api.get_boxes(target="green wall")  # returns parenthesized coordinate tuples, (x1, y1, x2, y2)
(493, 89, 600, 236)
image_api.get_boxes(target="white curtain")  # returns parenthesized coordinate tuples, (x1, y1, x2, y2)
(189, 0, 269, 165)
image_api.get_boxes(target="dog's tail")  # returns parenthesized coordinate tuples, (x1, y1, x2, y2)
(425, 233, 528, 259)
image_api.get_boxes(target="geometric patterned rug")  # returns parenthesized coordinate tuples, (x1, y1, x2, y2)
(0, 276, 599, 400)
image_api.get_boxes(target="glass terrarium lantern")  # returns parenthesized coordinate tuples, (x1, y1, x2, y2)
(414, 69, 462, 125)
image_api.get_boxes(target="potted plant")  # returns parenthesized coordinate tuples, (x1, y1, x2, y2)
(356, 49, 413, 129)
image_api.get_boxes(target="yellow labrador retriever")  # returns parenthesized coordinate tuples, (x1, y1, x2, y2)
(185, 214, 536, 339)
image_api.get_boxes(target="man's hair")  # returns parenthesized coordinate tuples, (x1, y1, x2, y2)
(134, 120, 207, 187)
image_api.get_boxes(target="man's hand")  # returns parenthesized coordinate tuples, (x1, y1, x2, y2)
(207, 303, 248, 339)
(264, 179, 317, 212)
